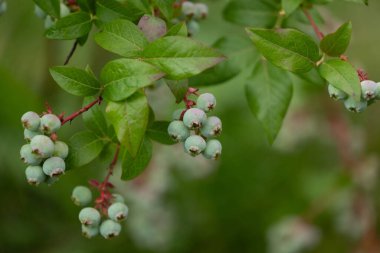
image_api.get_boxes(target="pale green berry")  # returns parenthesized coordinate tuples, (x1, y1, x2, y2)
(184, 135, 206, 156)
(53, 141, 69, 159)
(0, 0, 6, 15)
(40, 114, 61, 134)
(44, 16, 55, 29)
(138, 15, 167, 42)
(34, 5, 46, 19)
(203, 140, 222, 160)
(196, 93, 216, 112)
(72, 186, 92, 206)
(344, 97, 367, 113)
(112, 194, 125, 203)
(100, 219, 122, 239)
(187, 20, 200, 36)
(60, 3, 70, 18)
(20, 144, 42, 165)
(24, 129, 40, 143)
(181, 1, 195, 16)
(328, 84, 347, 101)
(183, 108, 207, 129)
(30, 135, 55, 158)
(79, 207, 101, 226)
(201, 116, 222, 137)
(168, 120, 190, 142)
(108, 202, 129, 222)
(25, 166, 46, 185)
(194, 3, 208, 20)
(361, 80, 378, 101)
(43, 157, 66, 177)
(172, 109, 185, 121)
(82, 224, 99, 239)
(21, 111, 40, 131)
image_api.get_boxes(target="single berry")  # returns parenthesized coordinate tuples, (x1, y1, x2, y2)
(194, 3, 208, 20)
(181, 1, 195, 16)
(203, 140, 222, 160)
(201, 116, 222, 137)
(60, 3, 70, 18)
(172, 109, 185, 121)
(21, 111, 40, 131)
(184, 135, 206, 156)
(328, 84, 347, 101)
(25, 166, 46, 185)
(82, 224, 99, 239)
(183, 108, 207, 129)
(112, 194, 125, 203)
(79, 207, 101, 226)
(72, 186, 92, 206)
(53, 141, 69, 159)
(187, 20, 200, 36)
(100, 219, 122, 239)
(24, 129, 40, 143)
(30, 135, 55, 158)
(361, 80, 378, 101)
(138, 15, 167, 42)
(20, 144, 42, 165)
(168, 120, 190, 142)
(40, 114, 61, 134)
(344, 97, 367, 113)
(34, 5, 46, 19)
(196, 93, 216, 112)
(43, 157, 66, 177)
(108, 202, 129, 222)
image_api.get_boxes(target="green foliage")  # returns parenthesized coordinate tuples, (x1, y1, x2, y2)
(282, 0, 303, 16)
(146, 121, 176, 145)
(320, 21, 352, 57)
(33, 0, 60, 18)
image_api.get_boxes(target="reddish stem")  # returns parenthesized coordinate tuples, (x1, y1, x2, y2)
(61, 96, 103, 125)
(303, 9, 324, 40)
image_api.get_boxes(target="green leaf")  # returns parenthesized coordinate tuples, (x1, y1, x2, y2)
(96, 0, 144, 23)
(166, 22, 188, 37)
(67, 131, 105, 167)
(344, 0, 368, 5)
(245, 60, 293, 144)
(33, 0, 60, 18)
(101, 59, 165, 101)
(246, 28, 321, 73)
(318, 59, 361, 101)
(121, 137, 152, 180)
(142, 36, 225, 80)
(320, 22, 352, 57)
(223, 0, 280, 27)
(94, 19, 148, 58)
(166, 79, 188, 103)
(82, 96, 109, 137)
(50, 66, 101, 96)
(282, 0, 303, 16)
(147, 121, 176, 145)
(45, 12, 93, 40)
(77, 0, 96, 13)
(106, 92, 150, 157)
(154, 0, 175, 20)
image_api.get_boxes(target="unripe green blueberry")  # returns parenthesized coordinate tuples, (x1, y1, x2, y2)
(0, 0, 6, 15)
(60, 3, 70, 18)
(40, 114, 61, 134)
(328, 84, 347, 101)
(25, 166, 46, 185)
(181, 1, 195, 16)
(172, 109, 185, 121)
(53, 141, 69, 159)
(187, 20, 200, 36)
(344, 97, 367, 113)
(20, 144, 43, 165)
(196, 93, 216, 112)
(79, 207, 101, 226)
(44, 16, 55, 29)
(203, 140, 222, 160)
(100, 219, 122, 239)
(112, 194, 125, 203)
(43, 157, 66, 177)
(30, 135, 55, 158)
(108, 202, 129, 222)
(361, 80, 378, 101)
(184, 135, 206, 156)
(24, 129, 41, 143)
(34, 5, 46, 19)
(168, 120, 190, 142)
(201, 116, 222, 137)
(194, 3, 208, 20)
(183, 108, 207, 129)
(138, 14, 167, 42)
(72, 186, 92, 206)
(21, 111, 40, 131)
(82, 224, 99, 239)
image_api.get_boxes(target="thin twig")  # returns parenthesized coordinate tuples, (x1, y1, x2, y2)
(64, 40, 79, 65)
(61, 96, 102, 125)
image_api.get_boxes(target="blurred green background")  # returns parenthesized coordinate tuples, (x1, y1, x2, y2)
(1, 0, 380, 252)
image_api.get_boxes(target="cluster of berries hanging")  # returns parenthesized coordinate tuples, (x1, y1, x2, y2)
(168, 88, 222, 159)
(176, 1, 208, 36)
(20, 111, 68, 185)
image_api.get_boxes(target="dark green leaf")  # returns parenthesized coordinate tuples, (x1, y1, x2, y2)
(45, 12, 92, 40)
(77, 0, 96, 13)
(166, 22, 188, 37)
(282, 0, 303, 16)
(246, 28, 321, 73)
(245, 60, 293, 144)
(96, 0, 144, 23)
(82, 96, 109, 137)
(166, 79, 188, 103)
(147, 121, 176, 145)
(320, 22, 352, 57)
(33, 0, 60, 18)
(154, 0, 175, 20)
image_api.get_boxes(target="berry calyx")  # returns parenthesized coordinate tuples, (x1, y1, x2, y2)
(201, 116, 222, 137)
(196, 93, 216, 112)
(168, 120, 190, 142)
(100, 219, 122, 239)
(344, 97, 368, 113)
(42, 157, 66, 177)
(183, 108, 207, 129)
(328, 84, 347, 101)
(81, 224, 99, 239)
(79, 207, 101, 226)
(203, 140, 222, 160)
(25, 165, 46, 185)
(361, 80, 379, 101)
(108, 202, 129, 222)
(40, 114, 61, 134)
(184, 135, 207, 156)
(30, 135, 55, 158)
(21, 111, 40, 131)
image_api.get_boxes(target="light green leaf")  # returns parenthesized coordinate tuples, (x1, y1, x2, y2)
(166, 79, 188, 103)
(50, 66, 101, 96)
(101, 59, 165, 101)
(245, 60, 293, 144)
(154, 0, 175, 20)
(33, 0, 60, 18)
(246, 28, 321, 73)
(318, 59, 361, 101)
(142, 36, 225, 80)
(106, 92, 150, 157)
(282, 0, 303, 16)
(320, 22, 352, 57)
(96, 0, 143, 23)
(82, 96, 109, 137)
(166, 22, 188, 37)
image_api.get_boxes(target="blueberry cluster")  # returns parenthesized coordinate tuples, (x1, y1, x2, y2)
(328, 80, 380, 113)
(72, 186, 129, 239)
(180, 1, 208, 36)
(34, 2, 71, 29)
(20, 111, 68, 185)
(168, 93, 222, 159)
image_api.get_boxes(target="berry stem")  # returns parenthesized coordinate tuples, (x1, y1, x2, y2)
(61, 96, 103, 125)
(64, 40, 79, 65)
